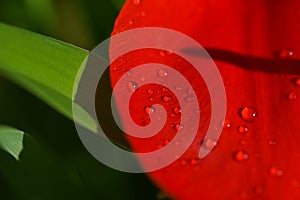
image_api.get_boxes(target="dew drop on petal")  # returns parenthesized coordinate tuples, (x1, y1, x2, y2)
(139, 76, 145, 82)
(132, 0, 141, 6)
(126, 70, 132, 77)
(288, 92, 297, 100)
(222, 119, 231, 129)
(268, 139, 277, 146)
(174, 124, 184, 131)
(158, 69, 168, 77)
(148, 96, 155, 102)
(240, 106, 258, 122)
(185, 96, 195, 102)
(162, 95, 172, 103)
(294, 78, 300, 87)
(161, 87, 168, 92)
(127, 81, 138, 92)
(144, 106, 155, 115)
(172, 107, 181, 114)
(240, 140, 248, 146)
(275, 48, 294, 58)
(203, 138, 217, 149)
(175, 86, 182, 91)
(180, 159, 187, 166)
(147, 89, 154, 95)
(269, 166, 283, 177)
(159, 50, 166, 56)
(128, 20, 134, 25)
(190, 158, 199, 165)
(234, 150, 249, 162)
(237, 126, 249, 135)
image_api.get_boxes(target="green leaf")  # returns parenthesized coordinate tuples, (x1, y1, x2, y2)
(0, 125, 25, 160)
(0, 23, 97, 132)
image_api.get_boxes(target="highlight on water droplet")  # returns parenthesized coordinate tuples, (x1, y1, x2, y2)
(128, 20, 134, 25)
(147, 89, 154, 95)
(275, 48, 294, 58)
(126, 70, 132, 77)
(203, 138, 217, 150)
(240, 140, 248, 146)
(222, 119, 231, 129)
(293, 78, 300, 87)
(158, 69, 168, 77)
(162, 95, 172, 103)
(174, 123, 184, 131)
(237, 125, 249, 135)
(161, 87, 168, 92)
(132, 0, 141, 6)
(127, 81, 138, 92)
(268, 139, 277, 146)
(172, 107, 181, 114)
(148, 96, 155, 102)
(234, 150, 249, 162)
(240, 106, 258, 122)
(180, 159, 187, 166)
(159, 50, 166, 56)
(144, 106, 155, 115)
(287, 92, 297, 100)
(185, 96, 195, 102)
(190, 158, 199, 165)
(269, 166, 283, 177)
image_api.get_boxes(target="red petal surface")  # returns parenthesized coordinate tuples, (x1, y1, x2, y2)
(110, 1, 300, 199)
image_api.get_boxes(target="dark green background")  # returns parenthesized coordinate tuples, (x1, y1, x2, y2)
(0, 0, 165, 199)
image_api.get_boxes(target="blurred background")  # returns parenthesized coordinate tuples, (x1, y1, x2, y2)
(0, 0, 163, 199)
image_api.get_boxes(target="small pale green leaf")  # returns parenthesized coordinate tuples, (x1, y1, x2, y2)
(0, 23, 97, 132)
(0, 125, 25, 160)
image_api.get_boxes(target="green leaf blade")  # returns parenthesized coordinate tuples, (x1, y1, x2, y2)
(0, 125, 25, 160)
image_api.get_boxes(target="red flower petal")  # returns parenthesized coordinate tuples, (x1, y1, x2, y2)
(110, 1, 300, 199)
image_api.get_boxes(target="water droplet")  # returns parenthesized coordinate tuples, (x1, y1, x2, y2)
(147, 89, 154, 95)
(126, 70, 132, 77)
(269, 166, 283, 177)
(237, 126, 249, 135)
(159, 50, 165, 56)
(190, 158, 199, 165)
(175, 86, 182, 91)
(275, 48, 294, 58)
(172, 107, 181, 114)
(148, 96, 155, 102)
(254, 185, 264, 194)
(293, 78, 300, 87)
(162, 95, 172, 103)
(144, 106, 155, 115)
(288, 92, 297, 100)
(180, 159, 187, 166)
(127, 81, 138, 92)
(185, 96, 195, 102)
(164, 140, 170, 145)
(240, 106, 258, 122)
(268, 140, 277, 146)
(158, 69, 168, 77)
(161, 87, 168, 92)
(132, 0, 141, 6)
(222, 120, 231, 129)
(234, 150, 249, 161)
(139, 76, 145, 82)
(240, 140, 248, 146)
(128, 20, 134, 25)
(203, 138, 217, 149)
(174, 124, 183, 131)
